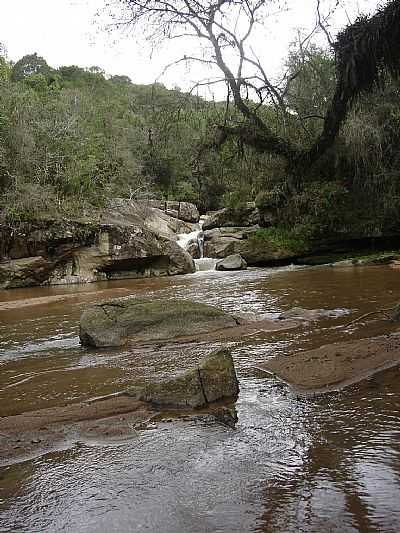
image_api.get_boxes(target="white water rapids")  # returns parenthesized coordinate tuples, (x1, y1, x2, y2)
(177, 217, 218, 271)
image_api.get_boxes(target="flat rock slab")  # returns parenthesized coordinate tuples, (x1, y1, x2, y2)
(0, 288, 130, 311)
(0, 396, 155, 465)
(80, 298, 239, 347)
(260, 333, 400, 394)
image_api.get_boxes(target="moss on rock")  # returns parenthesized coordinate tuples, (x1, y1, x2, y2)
(79, 298, 238, 347)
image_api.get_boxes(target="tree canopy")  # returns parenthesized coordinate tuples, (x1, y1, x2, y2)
(112, 0, 400, 173)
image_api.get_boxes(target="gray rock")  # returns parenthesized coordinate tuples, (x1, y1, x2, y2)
(0, 200, 196, 289)
(146, 199, 166, 211)
(187, 241, 201, 259)
(179, 202, 200, 223)
(216, 254, 247, 271)
(203, 226, 259, 259)
(79, 298, 239, 347)
(166, 209, 179, 219)
(203, 204, 259, 230)
(166, 201, 180, 213)
(198, 348, 239, 403)
(132, 349, 239, 409)
(134, 199, 199, 223)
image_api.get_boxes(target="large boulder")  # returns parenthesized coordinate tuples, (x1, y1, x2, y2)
(0, 200, 196, 289)
(216, 254, 247, 271)
(104, 198, 195, 238)
(178, 202, 200, 223)
(203, 204, 259, 230)
(203, 225, 298, 265)
(132, 349, 239, 408)
(203, 226, 259, 259)
(134, 199, 200, 224)
(79, 298, 239, 347)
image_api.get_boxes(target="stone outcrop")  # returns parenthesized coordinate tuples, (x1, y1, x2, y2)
(201, 206, 300, 265)
(132, 349, 239, 408)
(0, 200, 196, 289)
(203, 226, 297, 265)
(203, 226, 259, 259)
(79, 297, 239, 347)
(144, 200, 200, 223)
(203, 203, 259, 230)
(216, 254, 247, 271)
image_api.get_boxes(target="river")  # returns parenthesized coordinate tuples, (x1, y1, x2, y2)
(1, 265, 400, 532)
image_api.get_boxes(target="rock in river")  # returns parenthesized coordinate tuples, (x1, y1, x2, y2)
(132, 349, 239, 408)
(216, 254, 247, 271)
(79, 298, 239, 347)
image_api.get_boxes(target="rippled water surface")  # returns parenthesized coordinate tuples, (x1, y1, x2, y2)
(1, 266, 400, 532)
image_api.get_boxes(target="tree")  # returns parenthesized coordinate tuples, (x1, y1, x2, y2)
(11, 53, 52, 82)
(111, 0, 400, 179)
(0, 44, 10, 82)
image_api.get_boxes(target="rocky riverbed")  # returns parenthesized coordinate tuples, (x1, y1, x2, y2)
(2, 263, 400, 532)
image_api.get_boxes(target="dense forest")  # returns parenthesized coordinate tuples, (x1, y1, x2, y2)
(1, 42, 400, 246)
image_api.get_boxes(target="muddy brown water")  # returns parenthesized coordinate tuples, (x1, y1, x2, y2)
(1, 265, 400, 532)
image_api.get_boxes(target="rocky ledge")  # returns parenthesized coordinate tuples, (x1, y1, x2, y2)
(0, 199, 199, 289)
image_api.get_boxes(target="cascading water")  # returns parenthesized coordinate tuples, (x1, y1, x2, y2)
(176, 216, 218, 271)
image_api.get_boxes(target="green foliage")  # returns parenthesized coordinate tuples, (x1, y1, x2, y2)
(1, 42, 400, 238)
(248, 227, 311, 255)
(286, 46, 335, 118)
(0, 179, 60, 224)
(11, 53, 52, 82)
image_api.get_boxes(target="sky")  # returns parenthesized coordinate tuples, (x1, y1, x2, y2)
(0, 0, 380, 97)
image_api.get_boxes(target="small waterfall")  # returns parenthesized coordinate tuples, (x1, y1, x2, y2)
(176, 216, 217, 271)
(176, 229, 202, 251)
(194, 257, 218, 271)
(197, 231, 205, 258)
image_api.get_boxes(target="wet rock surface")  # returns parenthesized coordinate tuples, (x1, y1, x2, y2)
(260, 333, 400, 394)
(0, 351, 239, 464)
(279, 307, 330, 321)
(203, 226, 259, 259)
(132, 349, 239, 408)
(79, 298, 239, 347)
(216, 254, 247, 271)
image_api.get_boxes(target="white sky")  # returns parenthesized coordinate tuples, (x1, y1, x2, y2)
(0, 0, 380, 96)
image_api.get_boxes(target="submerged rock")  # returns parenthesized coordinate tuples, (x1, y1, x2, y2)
(216, 254, 247, 271)
(79, 298, 239, 347)
(279, 307, 326, 321)
(132, 349, 239, 409)
(260, 333, 400, 394)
